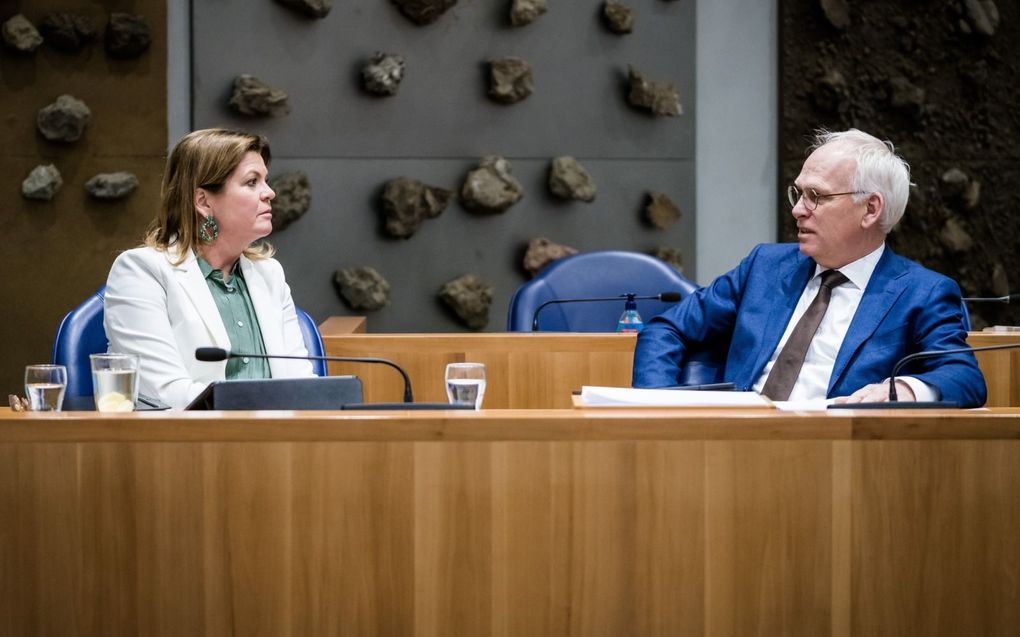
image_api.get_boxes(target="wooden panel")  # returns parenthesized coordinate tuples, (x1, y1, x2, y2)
(2, 411, 1019, 636)
(852, 441, 1020, 637)
(705, 441, 844, 635)
(320, 332, 637, 408)
(321, 328, 1020, 407)
(968, 332, 1020, 407)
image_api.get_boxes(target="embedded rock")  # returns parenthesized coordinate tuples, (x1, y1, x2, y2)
(439, 274, 494, 330)
(940, 167, 970, 198)
(887, 76, 924, 117)
(37, 95, 91, 143)
(653, 246, 684, 273)
(461, 156, 524, 214)
(523, 237, 578, 276)
(603, 1, 634, 34)
(334, 267, 391, 311)
(85, 172, 139, 199)
(229, 75, 291, 117)
(812, 69, 848, 114)
(939, 217, 973, 253)
(275, 0, 333, 18)
(362, 53, 406, 96)
(392, 0, 458, 25)
(991, 261, 1009, 297)
(2, 14, 43, 53)
(645, 192, 680, 229)
(963, 0, 999, 37)
(40, 13, 96, 52)
(511, 0, 547, 26)
(820, 0, 850, 30)
(548, 156, 597, 202)
(21, 165, 63, 201)
(488, 57, 533, 104)
(382, 177, 451, 238)
(940, 167, 981, 210)
(627, 66, 682, 117)
(269, 171, 311, 231)
(105, 13, 151, 59)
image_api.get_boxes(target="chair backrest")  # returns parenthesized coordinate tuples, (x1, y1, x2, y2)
(507, 251, 699, 332)
(52, 285, 327, 397)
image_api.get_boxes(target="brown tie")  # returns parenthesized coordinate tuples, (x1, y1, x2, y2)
(761, 269, 849, 401)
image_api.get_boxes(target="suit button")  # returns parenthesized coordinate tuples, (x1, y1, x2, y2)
(237, 320, 244, 327)
(242, 357, 250, 364)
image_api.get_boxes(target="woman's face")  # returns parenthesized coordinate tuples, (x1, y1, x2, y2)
(203, 151, 275, 247)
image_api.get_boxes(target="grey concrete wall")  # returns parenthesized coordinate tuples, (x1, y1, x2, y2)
(190, 1, 696, 332)
(695, 0, 777, 283)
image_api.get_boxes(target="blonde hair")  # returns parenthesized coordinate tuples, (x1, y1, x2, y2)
(145, 128, 275, 264)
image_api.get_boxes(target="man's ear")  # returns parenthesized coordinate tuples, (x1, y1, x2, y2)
(861, 192, 884, 229)
(194, 187, 212, 218)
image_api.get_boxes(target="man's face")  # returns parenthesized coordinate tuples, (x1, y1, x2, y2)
(791, 143, 874, 269)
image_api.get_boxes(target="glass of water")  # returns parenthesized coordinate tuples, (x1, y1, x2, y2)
(445, 362, 486, 410)
(90, 353, 139, 412)
(24, 364, 67, 411)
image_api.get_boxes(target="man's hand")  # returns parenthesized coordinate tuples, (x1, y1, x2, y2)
(833, 379, 916, 404)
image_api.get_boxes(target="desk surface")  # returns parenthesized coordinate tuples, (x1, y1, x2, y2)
(3, 407, 1020, 441)
(2, 409, 1018, 636)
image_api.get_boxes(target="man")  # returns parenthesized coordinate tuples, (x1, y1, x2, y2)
(633, 129, 986, 406)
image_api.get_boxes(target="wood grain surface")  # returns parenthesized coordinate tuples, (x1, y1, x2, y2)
(1, 409, 1018, 636)
(320, 329, 1020, 408)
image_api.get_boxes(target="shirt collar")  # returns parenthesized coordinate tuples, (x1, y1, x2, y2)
(812, 243, 885, 291)
(196, 256, 241, 282)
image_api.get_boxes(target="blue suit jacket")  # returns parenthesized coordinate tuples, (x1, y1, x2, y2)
(633, 243, 986, 407)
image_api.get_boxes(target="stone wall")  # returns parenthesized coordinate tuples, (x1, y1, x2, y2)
(779, 0, 1019, 328)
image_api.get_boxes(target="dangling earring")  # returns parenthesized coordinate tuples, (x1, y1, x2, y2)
(199, 214, 219, 242)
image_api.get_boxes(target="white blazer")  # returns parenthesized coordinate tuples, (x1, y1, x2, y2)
(103, 246, 313, 409)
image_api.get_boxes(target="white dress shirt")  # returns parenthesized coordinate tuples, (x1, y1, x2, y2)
(752, 244, 936, 401)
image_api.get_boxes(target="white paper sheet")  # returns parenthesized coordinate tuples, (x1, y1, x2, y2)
(579, 386, 772, 408)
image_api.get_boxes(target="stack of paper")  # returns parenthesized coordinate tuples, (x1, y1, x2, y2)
(579, 386, 772, 408)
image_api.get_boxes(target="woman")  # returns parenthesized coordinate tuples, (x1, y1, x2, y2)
(104, 128, 313, 408)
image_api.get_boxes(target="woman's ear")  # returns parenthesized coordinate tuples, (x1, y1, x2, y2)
(194, 187, 212, 218)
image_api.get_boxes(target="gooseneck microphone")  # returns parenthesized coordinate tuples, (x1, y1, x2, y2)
(963, 294, 1020, 303)
(531, 291, 683, 331)
(195, 347, 414, 403)
(828, 341, 1020, 409)
(886, 343, 1020, 402)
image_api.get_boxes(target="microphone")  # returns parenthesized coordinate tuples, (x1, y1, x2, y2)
(531, 291, 683, 331)
(963, 294, 1020, 303)
(827, 342, 1020, 409)
(195, 347, 414, 403)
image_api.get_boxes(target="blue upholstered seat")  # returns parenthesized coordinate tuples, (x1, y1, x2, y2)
(51, 286, 327, 398)
(507, 251, 698, 332)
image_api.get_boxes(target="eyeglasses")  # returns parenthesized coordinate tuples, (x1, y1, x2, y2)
(787, 185, 867, 211)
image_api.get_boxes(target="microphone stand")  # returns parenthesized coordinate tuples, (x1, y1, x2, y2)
(887, 343, 1020, 402)
(200, 349, 414, 402)
(531, 292, 682, 331)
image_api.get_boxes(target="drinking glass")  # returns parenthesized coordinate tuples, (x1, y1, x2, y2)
(24, 364, 67, 411)
(445, 362, 487, 409)
(90, 353, 139, 412)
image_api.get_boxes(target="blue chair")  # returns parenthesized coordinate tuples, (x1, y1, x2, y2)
(507, 251, 698, 332)
(52, 286, 327, 398)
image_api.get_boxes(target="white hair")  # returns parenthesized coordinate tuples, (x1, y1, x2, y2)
(810, 129, 911, 233)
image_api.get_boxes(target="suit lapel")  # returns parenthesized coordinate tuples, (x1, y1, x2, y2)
(240, 257, 285, 371)
(171, 249, 232, 349)
(827, 248, 907, 392)
(744, 251, 816, 384)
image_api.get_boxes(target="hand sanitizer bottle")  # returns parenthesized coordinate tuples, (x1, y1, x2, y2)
(616, 294, 644, 332)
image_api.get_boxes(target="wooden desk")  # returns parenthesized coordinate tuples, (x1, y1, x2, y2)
(321, 331, 636, 408)
(320, 327, 1020, 407)
(2, 409, 1018, 636)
